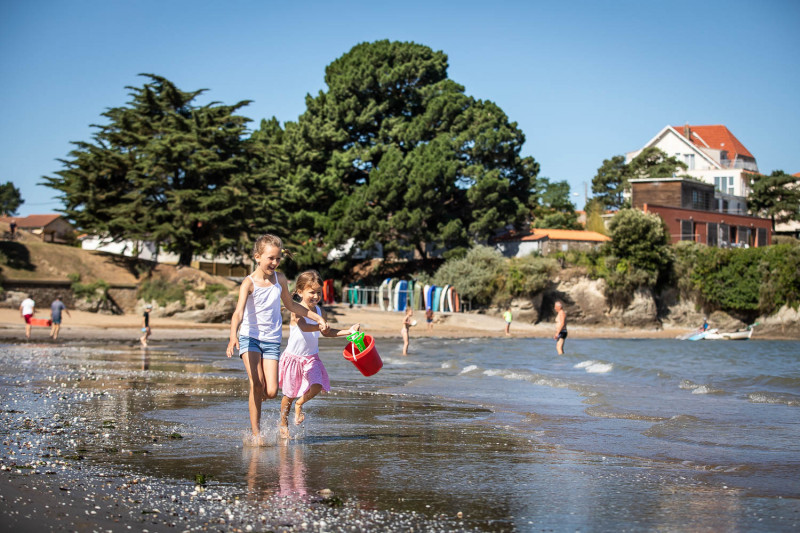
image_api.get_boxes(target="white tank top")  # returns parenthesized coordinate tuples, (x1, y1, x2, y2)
(285, 305, 321, 356)
(239, 273, 282, 343)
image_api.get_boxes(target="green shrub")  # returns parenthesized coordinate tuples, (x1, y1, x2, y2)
(433, 246, 505, 306)
(138, 278, 186, 306)
(678, 243, 800, 316)
(504, 255, 558, 298)
(203, 283, 230, 303)
(69, 273, 110, 302)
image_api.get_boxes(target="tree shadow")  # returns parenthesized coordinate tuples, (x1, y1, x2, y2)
(94, 251, 156, 279)
(0, 242, 36, 271)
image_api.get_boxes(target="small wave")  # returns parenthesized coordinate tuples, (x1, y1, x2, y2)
(459, 365, 481, 375)
(441, 360, 458, 370)
(679, 379, 698, 390)
(747, 392, 800, 407)
(691, 385, 724, 395)
(574, 360, 613, 373)
(481, 368, 569, 389)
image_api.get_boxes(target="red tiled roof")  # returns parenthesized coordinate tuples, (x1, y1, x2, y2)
(532, 229, 610, 242)
(0, 214, 63, 228)
(672, 125, 754, 160)
(496, 229, 609, 243)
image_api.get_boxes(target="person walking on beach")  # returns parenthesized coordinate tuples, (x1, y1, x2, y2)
(19, 296, 35, 339)
(278, 270, 359, 438)
(425, 307, 434, 332)
(553, 300, 567, 355)
(503, 307, 513, 336)
(49, 296, 71, 341)
(227, 234, 328, 443)
(401, 307, 414, 356)
(140, 304, 152, 346)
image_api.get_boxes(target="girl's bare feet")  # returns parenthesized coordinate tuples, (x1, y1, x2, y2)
(294, 403, 305, 425)
(278, 424, 290, 439)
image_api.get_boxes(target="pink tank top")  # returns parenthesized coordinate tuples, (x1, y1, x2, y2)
(240, 273, 282, 343)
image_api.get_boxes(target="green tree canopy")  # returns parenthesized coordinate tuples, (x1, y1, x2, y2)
(267, 40, 539, 259)
(591, 147, 687, 210)
(0, 182, 24, 216)
(43, 75, 255, 265)
(748, 170, 800, 230)
(530, 177, 580, 229)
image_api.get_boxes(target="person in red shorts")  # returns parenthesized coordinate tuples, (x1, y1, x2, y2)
(19, 296, 35, 340)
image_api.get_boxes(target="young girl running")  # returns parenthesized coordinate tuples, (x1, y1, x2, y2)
(227, 235, 328, 442)
(279, 270, 359, 438)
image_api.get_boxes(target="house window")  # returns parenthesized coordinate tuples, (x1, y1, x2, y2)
(708, 223, 718, 247)
(719, 224, 730, 247)
(757, 228, 767, 247)
(726, 176, 734, 195)
(680, 220, 694, 241)
(737, 227, 752, 247)
(684, 154, 695, 170)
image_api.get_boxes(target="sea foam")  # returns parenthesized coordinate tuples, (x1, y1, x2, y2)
(574, 360, 613, 373)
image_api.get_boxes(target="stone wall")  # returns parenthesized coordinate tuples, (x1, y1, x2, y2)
(1, 280, 138, 314)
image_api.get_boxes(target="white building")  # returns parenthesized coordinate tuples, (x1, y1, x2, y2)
(626, 124, 758, 215)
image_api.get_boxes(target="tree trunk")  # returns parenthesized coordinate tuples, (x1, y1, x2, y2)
(178, 249, 193, 267)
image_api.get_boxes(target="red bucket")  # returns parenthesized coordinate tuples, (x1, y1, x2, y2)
(342, 334, 383, 376)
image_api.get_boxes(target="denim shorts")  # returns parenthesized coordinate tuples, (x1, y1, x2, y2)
(238, 336, 281, 360)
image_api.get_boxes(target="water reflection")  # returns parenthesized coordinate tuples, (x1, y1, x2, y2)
(244, 442, 308, 502)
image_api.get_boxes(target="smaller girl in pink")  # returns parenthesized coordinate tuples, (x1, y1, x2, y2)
(279, 270, 359, 438)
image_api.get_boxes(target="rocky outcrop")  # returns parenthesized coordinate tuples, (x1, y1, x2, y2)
(605, 287, 659, 328)
(754, 305, 800, 338)
(145, 293, 238, 323)
(556, 277, 608, 325)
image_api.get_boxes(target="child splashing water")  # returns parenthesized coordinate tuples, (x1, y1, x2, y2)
(227, 235, 328, 445)
(279, 270, 359, 439)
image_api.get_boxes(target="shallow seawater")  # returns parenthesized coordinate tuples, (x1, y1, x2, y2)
(1, 335, 799, 531)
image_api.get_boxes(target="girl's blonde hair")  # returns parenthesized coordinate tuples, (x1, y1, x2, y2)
(294, 270, 323, 296)
(253, 234, 293, 259)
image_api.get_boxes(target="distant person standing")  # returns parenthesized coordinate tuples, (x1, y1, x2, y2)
(140, 304, 152, 347)
(553, 301, 567, 355)
(9, 219, 16, 239)
(503, 308, 513, 336)
(19, 296, 35, 339)
(425, 307, 434, 332)
(49, 296, 71, 341)
(401, 307, 414, 356)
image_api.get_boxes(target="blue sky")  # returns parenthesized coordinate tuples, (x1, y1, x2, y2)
(2, 0, 798, 216)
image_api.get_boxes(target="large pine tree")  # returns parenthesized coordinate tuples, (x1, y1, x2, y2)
(265, 40, 539, 259)
(43, 75, 254, 265)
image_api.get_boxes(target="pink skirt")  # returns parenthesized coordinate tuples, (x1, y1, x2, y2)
(279, 351, 330, 398)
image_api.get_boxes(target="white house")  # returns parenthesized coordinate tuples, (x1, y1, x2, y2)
(626, 124, 758, 216)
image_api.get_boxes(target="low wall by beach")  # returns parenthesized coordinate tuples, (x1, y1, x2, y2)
(0, 279, 138, 314)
